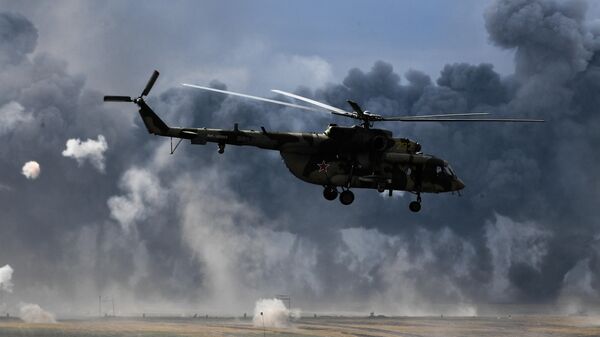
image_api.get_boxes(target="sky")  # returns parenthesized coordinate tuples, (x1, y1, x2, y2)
(1, 0, 600, 317)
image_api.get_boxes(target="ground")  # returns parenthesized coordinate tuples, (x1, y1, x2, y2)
(1, 316, 600, 337)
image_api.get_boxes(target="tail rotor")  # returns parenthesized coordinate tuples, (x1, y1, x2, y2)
(141, 70, 160, 97)
(103, 70, 160, 104)
(103, 70, 171, 136)
(103, 95, 133, 102)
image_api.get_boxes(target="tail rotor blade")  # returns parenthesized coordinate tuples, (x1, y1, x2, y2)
(104, 95, 133, 102)
(141, 70, 160, 97)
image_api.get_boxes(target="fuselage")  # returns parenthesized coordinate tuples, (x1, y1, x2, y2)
(164, 122, 465, 194)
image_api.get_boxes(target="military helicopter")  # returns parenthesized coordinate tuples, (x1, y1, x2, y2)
(104, 71, 543, 212)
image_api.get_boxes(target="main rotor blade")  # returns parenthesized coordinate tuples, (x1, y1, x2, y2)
(182, 84, 326, 113)
(271, 89, 357, 118)
(391, 112, 490, 120)
(347, 100, 365, 117)
(104, 95, 133, 102)
(142, 70, 160, 97)
(381, 117, 545, 122)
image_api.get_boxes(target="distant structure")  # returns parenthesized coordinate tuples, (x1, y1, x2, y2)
(276, 294, 291, 316)
(98, 295, 116, 317)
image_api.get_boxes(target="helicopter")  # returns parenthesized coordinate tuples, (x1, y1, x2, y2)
(104, 71, 543, 212)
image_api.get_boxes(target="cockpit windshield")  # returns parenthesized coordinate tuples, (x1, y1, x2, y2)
(444, 164, 456, 177)
(435, 163, 457, 177)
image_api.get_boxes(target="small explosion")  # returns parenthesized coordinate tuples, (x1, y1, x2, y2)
(253, 298, 299, 328)
(0, 265, 13, 293)
(19, 304, 56, 323)
(21, 161, 40, 179)
(62, 135, 108, 172)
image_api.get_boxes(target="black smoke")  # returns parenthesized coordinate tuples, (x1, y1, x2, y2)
(1, 0, 600, 315)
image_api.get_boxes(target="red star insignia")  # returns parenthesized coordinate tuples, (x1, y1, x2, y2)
(317, 160, 330, 173)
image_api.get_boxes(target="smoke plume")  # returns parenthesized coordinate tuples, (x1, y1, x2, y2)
(0, 265, 13, 293)
(253, 298, 294, 328)
(62, 135, 108, 172)
(0, 101, 32, 136)
(0, 12, 37, 65)
(1, 0, 600, 316)
(19, 304, 56, 323)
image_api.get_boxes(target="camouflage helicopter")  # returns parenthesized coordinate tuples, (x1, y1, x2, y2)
(104, 71, 543, 212)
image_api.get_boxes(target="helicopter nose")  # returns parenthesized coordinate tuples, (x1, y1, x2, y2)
(454, 178, 465, 191)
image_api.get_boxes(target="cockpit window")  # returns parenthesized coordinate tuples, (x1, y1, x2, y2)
(444, 165, 456, 177)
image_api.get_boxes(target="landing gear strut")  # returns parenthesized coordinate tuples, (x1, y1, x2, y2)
(339, 190, 355, 205)
(409, 193, 422, 213)
(217, 142, 225, 154)
(323, 186, 338, 201)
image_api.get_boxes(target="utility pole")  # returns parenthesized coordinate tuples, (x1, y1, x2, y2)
(261, 311, 265, 337)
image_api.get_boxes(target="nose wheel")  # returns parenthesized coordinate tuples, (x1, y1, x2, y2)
(409, 193, 422, 212)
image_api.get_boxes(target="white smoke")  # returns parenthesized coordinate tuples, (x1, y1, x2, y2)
(62, 135, 108, 172)
(0, 101, 32, 136)
(1, 265, 56, 323)
(0, 265, 13, 293)
(485, 214, 551, 301)
(336, 227, 479, 316)
(19, 303, 56, 323)
(21, 161, 40, 179)
(253, 298, 297, 328)
(107, 167, 166, 232)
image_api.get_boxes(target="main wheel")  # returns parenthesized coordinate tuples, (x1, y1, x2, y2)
(323, 186, 338, 201)
(409, 201, 421, 213)
(339, 190, 355, 205)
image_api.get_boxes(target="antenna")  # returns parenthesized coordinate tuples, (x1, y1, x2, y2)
(276, 294, 291, 319)
(261, 311, 265, 337)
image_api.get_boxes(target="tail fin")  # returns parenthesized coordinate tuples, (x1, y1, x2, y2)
(136, 100, 170, 135)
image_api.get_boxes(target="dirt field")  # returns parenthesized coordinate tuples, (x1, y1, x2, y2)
(1, 315, 600, 337)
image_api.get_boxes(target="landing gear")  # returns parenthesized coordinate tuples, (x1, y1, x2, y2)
(339, 190, 355, 205)
(409, 201, 421, 212)
(323, 186, 338, 201)
(409, 193, 422, 213)
(323, 185, 354, 205)
(217, 143, 225, 154)
(377, 183, 386, 193)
